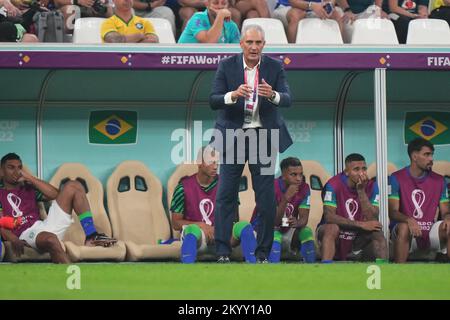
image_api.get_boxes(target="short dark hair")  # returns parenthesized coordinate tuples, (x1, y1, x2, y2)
(345, 153, 365, 165)
(280, 157, 302, 171)
(407, 138, 434, 159)
(1, 153, 21, 167)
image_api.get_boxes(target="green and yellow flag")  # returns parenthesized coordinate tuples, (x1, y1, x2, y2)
(89, 111, 137, 144)
(405, 111, 450, 145)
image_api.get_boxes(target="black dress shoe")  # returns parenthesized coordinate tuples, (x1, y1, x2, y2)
(217, 255, 231, 263)
(257, 257, 269, 264)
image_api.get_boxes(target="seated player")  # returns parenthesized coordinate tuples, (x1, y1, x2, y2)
(317, 153, 388, 263)
(171, 146, 257, 263)
(250, 157, 316, 263)
(389, 138, 450, 263)
(0, 153, 117, 264)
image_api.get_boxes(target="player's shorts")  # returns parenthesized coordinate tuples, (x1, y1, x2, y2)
(392, 220, 447, 254)
(19, 201, 73, 249)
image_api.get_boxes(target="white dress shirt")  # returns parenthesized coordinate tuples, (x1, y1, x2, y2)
(224, 57, 280, 129)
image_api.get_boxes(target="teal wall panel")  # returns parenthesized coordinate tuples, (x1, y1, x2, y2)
(42, 106, 187, 188)
(343, 70, 450, 172)
(0, 70, 50, 101)
(0, 106, 37, 173)
(44, 70, 202, 102)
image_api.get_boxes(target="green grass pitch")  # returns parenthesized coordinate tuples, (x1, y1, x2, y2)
(1, 263, 450, 300)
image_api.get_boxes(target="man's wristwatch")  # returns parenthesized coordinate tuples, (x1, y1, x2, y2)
(270, 91, 276, 100)
(307, 1, 312, 10)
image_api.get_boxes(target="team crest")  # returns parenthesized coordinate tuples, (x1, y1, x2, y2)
(135, 23, 143, 30)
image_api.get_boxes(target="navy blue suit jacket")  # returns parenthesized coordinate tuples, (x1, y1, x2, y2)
(209, 53, 293, 153)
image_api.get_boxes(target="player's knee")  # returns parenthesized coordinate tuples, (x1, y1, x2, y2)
(299, 226, 314, 243)
(323, 224, 340, 239)
(183, 224, 202, 241)
(438, 222, 448, 241)
(396, 223, 410, 240)
(63, 180, 85, 194)
(372, 230, 386, 241)
(232, 221, 252, 240)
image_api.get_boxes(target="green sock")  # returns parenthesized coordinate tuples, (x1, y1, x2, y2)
(273, 230, 282, 243)
(232, 221, 251, 240)
(298, 226, 314, 244)
(184, 224, 202, 240)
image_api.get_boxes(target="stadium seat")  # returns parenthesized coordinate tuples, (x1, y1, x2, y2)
(296, 18, 343, 44)
(351, 18, 399, 44)
(107, 160, 180, 261)
(242, 18, 288, 44)
(432, 160, 450, 177)
(145, 18, 176, 44)
(238, 163, 256, 222)
(406, 19, 450, 45)
(73, 17, 105, 44)
(166, 163, 198, 239)
(367, 162, 398, 179)
(301, 160, 332, 233)
(49, 163, 126, 262)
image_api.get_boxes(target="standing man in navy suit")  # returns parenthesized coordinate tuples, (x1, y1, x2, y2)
(209, 24, 293, 263)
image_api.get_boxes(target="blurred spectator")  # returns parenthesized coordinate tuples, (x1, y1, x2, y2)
(230, 0, 270, 27)
(133, 0, 176, 34)
(2, 0, 23, 15)
(388, 0, 428, 43)
(272, 0, 343, 43)
(337, 0, 388, 42)
(0, 0, 39, 42)
(178, 0, 206, 30)
(178, 0, 239, 30)
(429, 0, 449, 26)
(178, 0, 239, 43)
(101, 0, 159, 42)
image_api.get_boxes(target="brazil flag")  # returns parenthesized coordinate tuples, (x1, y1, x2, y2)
(404, 111, 450, 145)
(89, 111, 137, 144)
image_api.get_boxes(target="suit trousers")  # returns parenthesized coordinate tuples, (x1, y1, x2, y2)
(214, 127, 277, 259)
